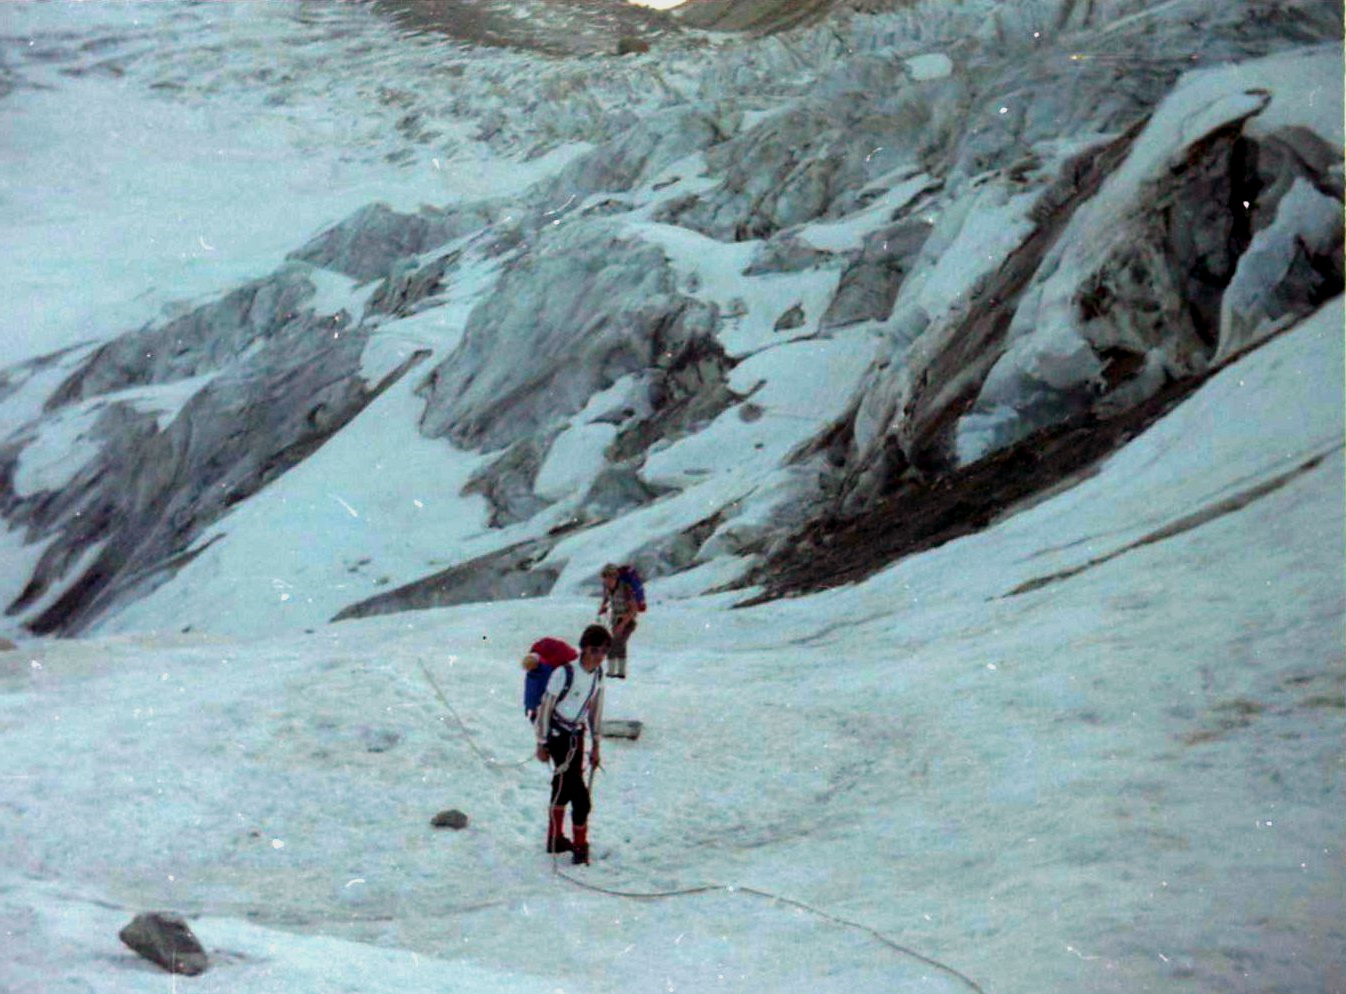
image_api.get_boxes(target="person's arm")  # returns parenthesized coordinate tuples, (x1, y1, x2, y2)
(534, 692, 554, 761)
(535, 666, 562, 761)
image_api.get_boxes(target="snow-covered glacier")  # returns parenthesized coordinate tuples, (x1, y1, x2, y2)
(1, 0, 1339, 637)
(0, 3, 1341, 992)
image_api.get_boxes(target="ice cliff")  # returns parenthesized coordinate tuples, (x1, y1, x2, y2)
(0, 0, 1340, 636)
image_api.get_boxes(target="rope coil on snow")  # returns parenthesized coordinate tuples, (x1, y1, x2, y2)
(558, 778, 988, 994)
(554, 865, 987, 994)
(418, 658, 986, 994)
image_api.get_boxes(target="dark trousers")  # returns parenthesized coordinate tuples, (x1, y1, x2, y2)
(609, 618, 636, 660)
(547, 727, 590, 828)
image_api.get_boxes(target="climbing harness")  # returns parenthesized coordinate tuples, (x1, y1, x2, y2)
(546, 730, 582, 800)
(548, 665, 600, 734)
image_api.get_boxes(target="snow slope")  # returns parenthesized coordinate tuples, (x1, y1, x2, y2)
(2, 301, 1341, 993)
(1, 1, 1342, 990)
(0, 0, 591, 370)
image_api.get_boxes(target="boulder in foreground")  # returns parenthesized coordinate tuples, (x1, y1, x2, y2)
(118, 912, 208, 976)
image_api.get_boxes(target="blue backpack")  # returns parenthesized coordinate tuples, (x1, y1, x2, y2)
(618, 565, 647, 611)
(524, 662, 574, 715)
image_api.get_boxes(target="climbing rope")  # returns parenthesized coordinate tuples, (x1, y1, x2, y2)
(552, 770, 987, 994)
(418, 657, 987, 994)
(554, 867, 987, 994)
(416, 657, 533, 771)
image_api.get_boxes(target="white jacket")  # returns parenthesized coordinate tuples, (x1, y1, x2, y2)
(534, 663, 603, 745)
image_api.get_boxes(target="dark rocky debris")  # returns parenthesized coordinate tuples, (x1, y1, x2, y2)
(118, 912, 208, 976)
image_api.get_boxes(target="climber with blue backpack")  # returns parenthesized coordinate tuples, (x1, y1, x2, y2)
(599, 563, 645, 679)
(524, 624, 610, 864)
(521, 635, 579, 723)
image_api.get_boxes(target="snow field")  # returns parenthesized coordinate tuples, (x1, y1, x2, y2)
(1, 2, 1342, 990)
(3, 306, 1342, 992)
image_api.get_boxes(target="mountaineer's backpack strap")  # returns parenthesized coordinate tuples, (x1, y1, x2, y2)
(556, 663, 575, 706)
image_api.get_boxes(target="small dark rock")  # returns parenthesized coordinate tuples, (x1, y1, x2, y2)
(616, 36, 650, 56)
(431, 809, 469, 830)
(118, 912, 208, 976)
(774, 304, 806, 331)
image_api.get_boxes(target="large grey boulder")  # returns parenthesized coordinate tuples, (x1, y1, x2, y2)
(118, 912, 208, 976)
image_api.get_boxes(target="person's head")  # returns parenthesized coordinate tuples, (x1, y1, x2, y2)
(578, 624, 611, 670)
(601, 563, 619, 589)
